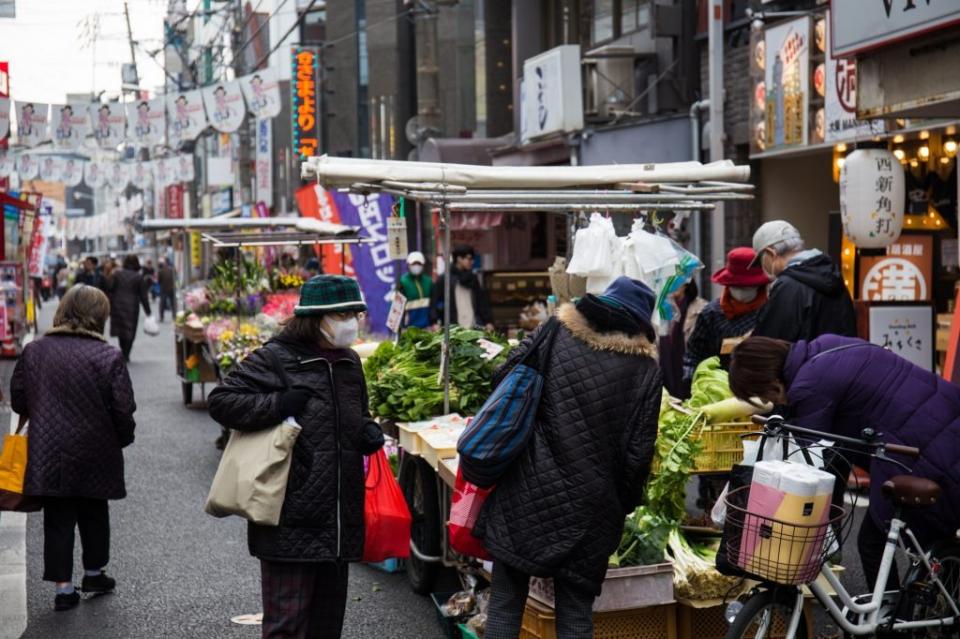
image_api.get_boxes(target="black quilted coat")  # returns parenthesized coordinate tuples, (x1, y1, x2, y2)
(474, 304, 662, 595)
(207, 336, 384, 562)
(10, 327, 137, 500)
(106, 267, 151, 342)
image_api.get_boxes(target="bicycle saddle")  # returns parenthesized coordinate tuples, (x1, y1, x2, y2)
(881, 475, 941, 507)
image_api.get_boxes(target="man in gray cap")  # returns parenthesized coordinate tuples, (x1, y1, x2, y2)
(749, 220, 856, 342)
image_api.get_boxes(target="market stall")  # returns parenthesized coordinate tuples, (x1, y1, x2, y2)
(0, 191, 41, 355)
(140, 216, 375, 407)
(301, 156, 772, 637)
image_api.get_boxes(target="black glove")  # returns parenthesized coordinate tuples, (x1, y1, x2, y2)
(359, 420, 385, 455)
(279, 388, 311, 420)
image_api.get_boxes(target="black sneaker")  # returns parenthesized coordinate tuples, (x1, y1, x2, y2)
(81, 572, 116, 594)
(54, 591, 80, 611)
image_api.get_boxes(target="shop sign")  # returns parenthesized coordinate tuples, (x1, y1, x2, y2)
(255, 118, 273, 208)
(859, 235, 932, 301)
(867, 304, 933, 371)
(764, 17, 810, 150)
(385, 291, 406, 334)
(190, 232, 202, 266)
(839, 149, 905, 248)
(832, 1, 960, 58)
(520, 45, 583, 144)
(823, 12, 885, 143)
(211, 187, 233, 215)
(291, 46, 320, 161)
(166, 184, 184, 220)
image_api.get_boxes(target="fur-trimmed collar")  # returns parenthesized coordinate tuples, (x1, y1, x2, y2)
(46, 325, 108, 342)
(557, 303, 656, 357)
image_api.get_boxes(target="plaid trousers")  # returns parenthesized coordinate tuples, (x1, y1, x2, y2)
(485, 562, 595, 639)
(260, 560, 349, 639)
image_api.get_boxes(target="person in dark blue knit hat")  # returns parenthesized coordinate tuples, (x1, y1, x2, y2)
(480, 276, 663, 639)
(209, 275, 384, 639)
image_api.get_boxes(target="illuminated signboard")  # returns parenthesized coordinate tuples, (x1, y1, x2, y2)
(291, 46, 320, 161)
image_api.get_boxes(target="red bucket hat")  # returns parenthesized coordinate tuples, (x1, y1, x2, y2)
(711, 247, 770, 287)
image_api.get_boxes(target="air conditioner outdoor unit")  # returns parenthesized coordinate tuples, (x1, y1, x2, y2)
(584, 45, 636, 120)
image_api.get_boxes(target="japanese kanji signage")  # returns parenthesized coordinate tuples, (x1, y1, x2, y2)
(868, 304, 933, 372)
(840, 149, 905, 248)
(859, 235, 933, 302)
(823, 10, 884, 143)
(291, 46, 320, 161)
(764, 17, 810, 150)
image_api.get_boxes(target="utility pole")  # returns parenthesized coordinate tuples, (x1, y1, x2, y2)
(233, 0, 253, 212)
(708, 0, 725, 298)
(123, 2, 140, 87)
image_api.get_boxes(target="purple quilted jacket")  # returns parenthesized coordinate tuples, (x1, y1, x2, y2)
(784, 335, 960, 544)
(10, 328, 137, 500)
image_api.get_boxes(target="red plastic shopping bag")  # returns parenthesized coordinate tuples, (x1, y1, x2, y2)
(363, 449, 412, 562)
(448, 467, 493, 559)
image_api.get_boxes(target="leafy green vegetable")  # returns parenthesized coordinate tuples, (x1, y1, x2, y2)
(363, 327, 511, 422)
(610, 506, 672, 567)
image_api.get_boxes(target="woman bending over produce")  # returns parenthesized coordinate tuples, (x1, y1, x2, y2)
(729, 335, 960, 591)
(477, 277, 663, 639)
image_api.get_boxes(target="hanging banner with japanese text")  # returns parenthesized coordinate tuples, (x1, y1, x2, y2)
(290, 46, 320, 160)
(202, 80, 246, 133)
(764, 17, 810, 151)
(255, 118, 272, 208)
(50, 103, 91, 151)
(126, 98, 166, 148)
(329, 191, 395, 335)
(90, 102, 126, 149)
(15, 101, 48, 148)
(0, 97, 9, 140)
(166, 89, 208, 146)
(240, 67, 282, 119)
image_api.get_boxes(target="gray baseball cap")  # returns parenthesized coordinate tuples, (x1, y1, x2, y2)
(750, 220, 802, 267)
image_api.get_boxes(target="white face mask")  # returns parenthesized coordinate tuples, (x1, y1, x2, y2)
(729, 286, 759, 303)
(409, 263, 424, 276)
(320, 316, 359, 348)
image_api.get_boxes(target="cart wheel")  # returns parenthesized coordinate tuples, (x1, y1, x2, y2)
(182, 382, 193, 406)
(399, 456, 441, 595)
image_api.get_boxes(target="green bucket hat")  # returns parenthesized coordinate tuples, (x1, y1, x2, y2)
(294, 275, 367, 317)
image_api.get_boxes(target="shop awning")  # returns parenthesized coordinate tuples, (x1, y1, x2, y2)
(450, 212, 504, 230)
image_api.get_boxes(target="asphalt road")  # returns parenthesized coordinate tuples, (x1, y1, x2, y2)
(15, 305, 445, 639)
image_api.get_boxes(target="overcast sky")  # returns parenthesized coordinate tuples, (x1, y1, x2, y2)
(0, 0, 168, 105)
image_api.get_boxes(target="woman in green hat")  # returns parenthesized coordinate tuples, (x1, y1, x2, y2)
(209, 275, 384, 639)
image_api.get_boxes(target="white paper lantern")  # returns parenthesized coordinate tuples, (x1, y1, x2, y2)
(839, 149, 905, 248)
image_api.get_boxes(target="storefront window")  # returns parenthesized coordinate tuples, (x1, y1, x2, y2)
(592, 0, 650, 44)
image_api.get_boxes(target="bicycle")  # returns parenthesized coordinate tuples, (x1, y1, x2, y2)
(724, 415, 960, 638)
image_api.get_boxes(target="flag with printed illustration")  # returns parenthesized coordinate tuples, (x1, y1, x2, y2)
(0, 150, 13, 177)
(202, 80, 246, 133)
(176, 153, 194, 182)
(240, 68, 282, 119)
(89, 103, 126, 149)
(166, 89, 207, 145)
(131, 161, 152, 189)
(60, 157, 84, 187)
(50, 103, 91, 151)
(126, 98, 165, 148)
(107, 162, 129, 190)
(38, 156, 62, 182)
(84, 159, 107, 188)
(17, 153, 37, 180)
(15, 101, 48, 148)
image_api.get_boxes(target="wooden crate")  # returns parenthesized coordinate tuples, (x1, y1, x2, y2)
(676, 599, 812, 639)
(520, 597, 677, 639)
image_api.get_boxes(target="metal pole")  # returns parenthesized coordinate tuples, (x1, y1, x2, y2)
(442, 204, 451, 414)
(690, 99, 708, 291)
(708, 0, 725, 298)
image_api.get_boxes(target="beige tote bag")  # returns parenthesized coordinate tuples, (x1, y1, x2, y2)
(204, 418, 301, 526)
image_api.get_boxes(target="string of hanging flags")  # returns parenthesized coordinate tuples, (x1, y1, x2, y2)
(0, 150, 195, 190)
(0, 66, 281, 150)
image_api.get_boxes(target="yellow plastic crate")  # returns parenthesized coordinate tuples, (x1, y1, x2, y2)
(652, 422, 757, 474)
(519, 597, 677, 639)
(676, 599, 812, 639)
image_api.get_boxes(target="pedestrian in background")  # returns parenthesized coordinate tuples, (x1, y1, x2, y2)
(750, 220, 856, 342)
(399, 250, 432, 329)
(478, 276, 662, 639)
(76, 257, 106, 291)
(142, 258, 157, 302)
(11, 285, 137, 611)
(105, 255, 151, 361)
(658, 279, 706, 398)
(683, 247, 769, 388)
(157, 258, 177, 323)
(208, 275, 384, 639)
(430, 244, 494, 331)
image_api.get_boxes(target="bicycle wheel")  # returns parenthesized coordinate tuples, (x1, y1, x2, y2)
(902, 539, 960, 638)
(726, 588, 809, 639)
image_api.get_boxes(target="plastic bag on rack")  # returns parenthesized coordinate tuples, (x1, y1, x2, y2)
(566, 213, 619, 278)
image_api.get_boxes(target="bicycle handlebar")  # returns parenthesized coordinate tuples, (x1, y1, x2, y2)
(750, 414, 921, 459)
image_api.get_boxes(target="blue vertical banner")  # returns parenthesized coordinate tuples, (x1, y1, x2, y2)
(329, 191, 396, 335)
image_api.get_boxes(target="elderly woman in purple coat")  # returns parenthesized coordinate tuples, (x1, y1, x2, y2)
(728, 334, 960, 590)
